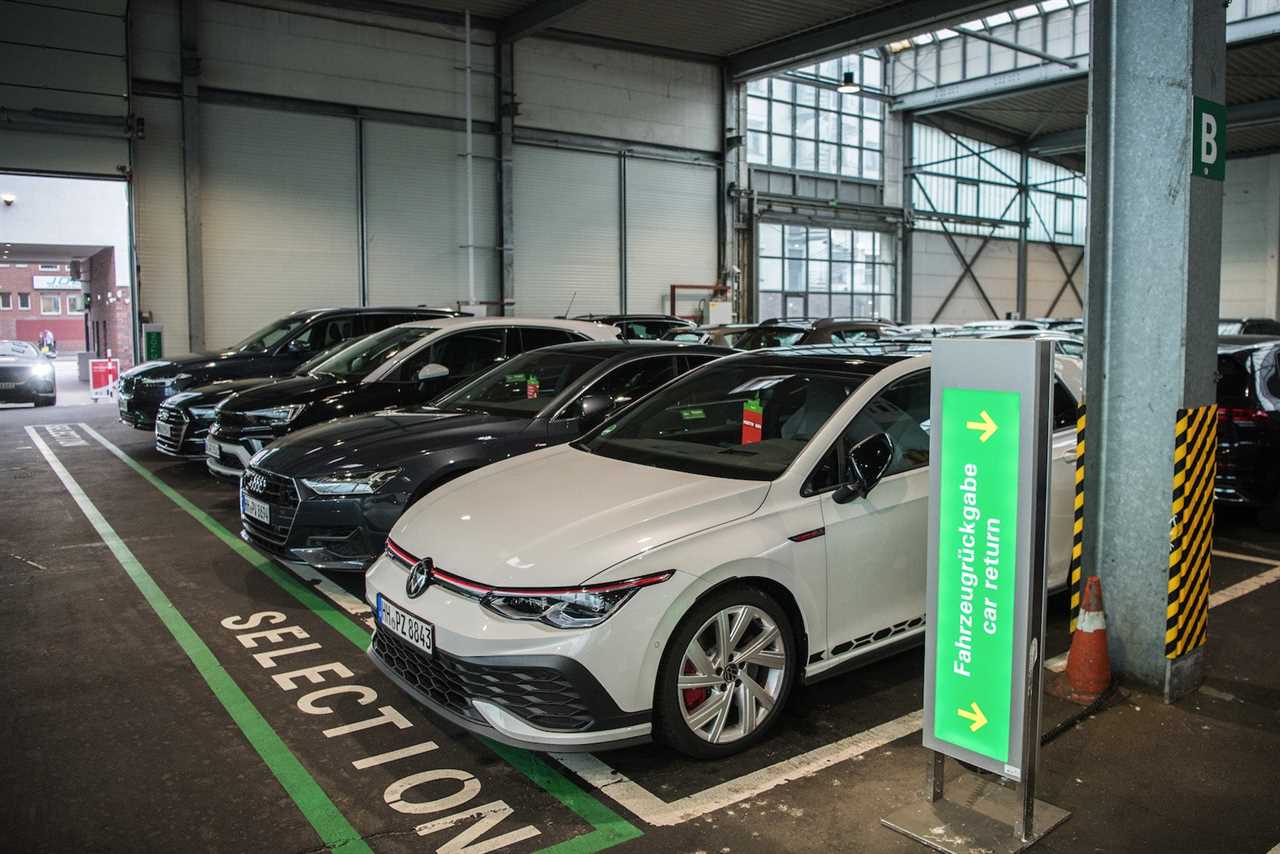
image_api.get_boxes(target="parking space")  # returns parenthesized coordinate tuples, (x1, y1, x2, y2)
(5, 404, 1279, 854)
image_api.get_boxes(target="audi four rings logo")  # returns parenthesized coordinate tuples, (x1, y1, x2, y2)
(246, 473, 267, 493)
(406, 558, 434, 598)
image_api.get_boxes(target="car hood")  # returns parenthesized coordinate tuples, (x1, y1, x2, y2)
(0, 354, 44, 367)
(389, 444, 770, 588)
(221, 373, 348, 412)
(170, 376, 277, 408)
(122, 350, 261, 380)
(256, 408, 532, 476)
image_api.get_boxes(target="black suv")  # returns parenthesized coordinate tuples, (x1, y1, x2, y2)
(119, 306, 458, 429)
(572, 314, 695, 340)
(1217, 336, 1280, 521)
(239, 341, 726, 570)
(734, 317, 901, 350)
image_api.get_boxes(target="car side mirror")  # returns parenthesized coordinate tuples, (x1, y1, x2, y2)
(417, 363, 450, 383)
(286, 339, 311, 354)
(832, 432, 895, 504)
(577, 393, 613, 432)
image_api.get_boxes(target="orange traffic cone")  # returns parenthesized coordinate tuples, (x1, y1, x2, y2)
(1062, 576, 1111, 704)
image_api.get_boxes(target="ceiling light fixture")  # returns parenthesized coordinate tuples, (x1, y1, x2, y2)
(836, 71, 860, 94)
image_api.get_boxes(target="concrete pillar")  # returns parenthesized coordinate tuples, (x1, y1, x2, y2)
(1082, 0, 1226, 698)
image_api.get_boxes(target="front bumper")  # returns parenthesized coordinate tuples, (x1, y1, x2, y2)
(156, 407, 210, 459)
(364, 553, 687, 751)
(118, 384, 171, 429)
(0, 381, 53, 403)
(239, 466, 406, 571)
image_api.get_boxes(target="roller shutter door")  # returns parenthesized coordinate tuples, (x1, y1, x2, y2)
(200, 104, 360, 348)
(514, 145, 620, 318)
(363, 123, 499, 309)
(625, 159, 718, 314)
(0, 0, 130, 175)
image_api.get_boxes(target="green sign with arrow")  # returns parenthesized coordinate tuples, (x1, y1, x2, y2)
(932, 387, 1022, 763)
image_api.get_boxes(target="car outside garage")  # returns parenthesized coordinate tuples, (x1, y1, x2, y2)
(5, 2, 1280, 853)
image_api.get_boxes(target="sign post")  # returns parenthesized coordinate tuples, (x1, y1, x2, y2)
(883, 338, 1069, 853)
(89, 358, 120, 401)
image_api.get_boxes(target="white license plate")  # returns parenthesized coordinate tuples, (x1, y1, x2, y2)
(156, 421, 175, 439)
(377, 593, 434, 654)
(241, 492, 271, 524)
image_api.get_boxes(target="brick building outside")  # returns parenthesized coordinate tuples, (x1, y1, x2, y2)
(0, 262, 89, 352)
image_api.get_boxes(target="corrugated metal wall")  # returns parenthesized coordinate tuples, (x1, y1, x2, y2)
(363, 124, 499, 309)
(514, 146, 621, 318)
(200, 104, 361, 347)
(625, 159, 718, 313)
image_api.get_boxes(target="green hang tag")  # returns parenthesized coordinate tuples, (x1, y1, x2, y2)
(680, 408, 706, 421)
(504, 373, 526, 384)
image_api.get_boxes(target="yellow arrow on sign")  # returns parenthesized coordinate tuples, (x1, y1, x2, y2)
(957, 701, 988, 732)
(965, 410, 998, 443)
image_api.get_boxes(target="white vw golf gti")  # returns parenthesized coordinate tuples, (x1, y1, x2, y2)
(366, 346, 1082, 757)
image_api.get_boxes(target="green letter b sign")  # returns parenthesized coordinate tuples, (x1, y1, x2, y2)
(1193, 97, 1226, 182)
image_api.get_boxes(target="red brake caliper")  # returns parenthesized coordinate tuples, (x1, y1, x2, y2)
(682, 660, 708, 710)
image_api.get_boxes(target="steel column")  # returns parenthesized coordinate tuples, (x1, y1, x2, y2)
(1016, 146, 1029, 318)
(1082, 0, 1226, 697)
(901, 113, 915, 323)
(496, 41, 515, 315)
(179, 0, 204, 351)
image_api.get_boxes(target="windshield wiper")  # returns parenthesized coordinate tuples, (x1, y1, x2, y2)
(717, 447, 758, 456)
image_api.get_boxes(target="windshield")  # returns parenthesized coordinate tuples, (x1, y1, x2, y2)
(1218, 321, 1244, 336)
(435, 350, 606, 417)
(232, 315, 311, 353)
(735, 327, 806, 350)
(578, 359, 868, 480)
(0, 340, 38, 359)
(307, 326, 437, 379)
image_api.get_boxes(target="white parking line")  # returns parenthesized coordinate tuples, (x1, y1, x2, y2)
(571, 549, 1280, 825)
(552, 710, 922, 827)
(1045, 548, 1280, 674)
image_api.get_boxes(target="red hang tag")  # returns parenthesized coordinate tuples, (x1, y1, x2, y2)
(526, 376, 541, 399)
(741, 398, 764, 445)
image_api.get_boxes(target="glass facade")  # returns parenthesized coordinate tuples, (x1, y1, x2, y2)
(746, 51, 885, 181)
(757, 222, 897, 321)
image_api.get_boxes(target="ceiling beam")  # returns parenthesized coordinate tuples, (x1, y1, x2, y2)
(536, 28, 721, 64)
(726, 0, 1025, 81)
(500, 0, 600, 42)
(270, 0, 499, 30)
(957, 28, 1077, 69)
(1026, 97, 1280, 156)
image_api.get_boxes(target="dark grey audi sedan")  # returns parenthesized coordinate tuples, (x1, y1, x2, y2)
(238, 340, 728, 571)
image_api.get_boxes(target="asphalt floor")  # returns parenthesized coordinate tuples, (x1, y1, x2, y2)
(2, 401, 1277, 853)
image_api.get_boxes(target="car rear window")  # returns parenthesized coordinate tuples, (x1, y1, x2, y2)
(1217, 352, 1254, 407)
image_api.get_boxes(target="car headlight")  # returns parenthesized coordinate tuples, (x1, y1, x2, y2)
(301, 467, 400, 495)
(31, 362, 53, 379)
(480, 571, 674, 629)
(188, 406, 217, 419)
(245, 403, 307, 425)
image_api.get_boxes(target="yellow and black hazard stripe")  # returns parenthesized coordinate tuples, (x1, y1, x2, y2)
(1166, 405, 1217, 658)
(1068, 405, 1085, 633)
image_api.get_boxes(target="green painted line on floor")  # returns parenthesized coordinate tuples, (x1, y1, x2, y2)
(27, 426, 373, 854)
(80, 423, 645, 854)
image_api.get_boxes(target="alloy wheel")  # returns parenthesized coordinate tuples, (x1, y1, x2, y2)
(677, 604, 788, 744)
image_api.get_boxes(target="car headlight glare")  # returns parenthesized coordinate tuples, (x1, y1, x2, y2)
(188, 406, 217, 419)
(301, 467, 401, 495)
(480, 571, 674, 629)
(31, 362, 53, 379)
(165, 390, 201, 405)
(245, 403, 308, 425)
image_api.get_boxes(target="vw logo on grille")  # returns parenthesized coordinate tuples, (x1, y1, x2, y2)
(245, 472, 267, 494)
(406, 558, 434, 599)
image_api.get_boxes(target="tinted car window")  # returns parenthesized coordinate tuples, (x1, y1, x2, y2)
(519, 327, 580, 351)
(359, 313, 419, 335)
(829, 328, 882, 344)
(291, 315, 356, 353)
(1244, 319, 1280, 336)
(580, 361, 866, 481)
(617, 321, 678, 340)
(735, 327, 806, 350)
(1052, 380, 1079, 430)
(571, 356, 678, 416)
(1218, 352, 1254, 407)
(430, 329, 506, 377)
(310, 326, 436, 379)
(233, 316, 310, 353)
(1218, 321, 1244, 335)
(437, 350, 605, 417)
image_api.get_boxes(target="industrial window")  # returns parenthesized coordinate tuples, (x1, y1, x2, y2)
(66, 294, 86, 313)
(40, 295, 62, 315)
(746, 51, 885, 181)
(0, 292, 9, 310)
(756, 222, 897, 321)
(18, 292, 31, 310)
(1054, 196, 1074, 236)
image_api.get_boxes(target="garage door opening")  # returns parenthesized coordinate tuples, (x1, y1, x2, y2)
(0, 173, 135, 407)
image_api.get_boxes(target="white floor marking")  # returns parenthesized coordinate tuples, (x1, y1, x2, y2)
(553, 710, 923, 827)
(1045, 548, 1280, 675)
(570, 547, 1280, 825)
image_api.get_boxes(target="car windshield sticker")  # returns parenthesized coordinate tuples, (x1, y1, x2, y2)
(681, 408, 706, 421)
(526, 375, 541, 399)
(741, 398, 764, 445)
